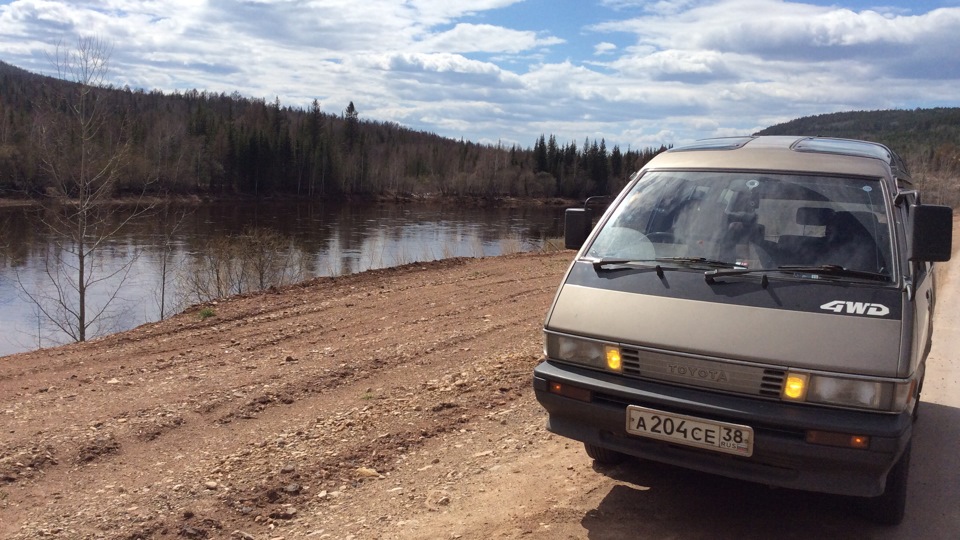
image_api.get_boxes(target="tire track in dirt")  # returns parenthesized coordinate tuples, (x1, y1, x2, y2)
(0, 251, 572, 539)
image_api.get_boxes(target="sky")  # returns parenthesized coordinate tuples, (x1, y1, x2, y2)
(0, 0, 959, 151)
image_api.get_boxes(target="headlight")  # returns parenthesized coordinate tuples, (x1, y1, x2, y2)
(808, 377, 885, 409)
(781, 371, 914, 412)
(546, 333, 621, 373)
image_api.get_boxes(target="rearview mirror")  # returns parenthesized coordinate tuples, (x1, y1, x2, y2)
(909, 204, 953, 262)
(564, 208, 593, 250)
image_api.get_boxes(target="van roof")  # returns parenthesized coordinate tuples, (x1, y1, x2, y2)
(647, 136, 909, 182)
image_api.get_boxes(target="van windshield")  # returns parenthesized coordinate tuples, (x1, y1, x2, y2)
(586, 171, 893, 277)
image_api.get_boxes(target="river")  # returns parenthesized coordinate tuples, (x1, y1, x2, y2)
(0, 200, 566, 357)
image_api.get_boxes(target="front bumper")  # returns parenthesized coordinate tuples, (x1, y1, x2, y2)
(533, 360, 912, 497)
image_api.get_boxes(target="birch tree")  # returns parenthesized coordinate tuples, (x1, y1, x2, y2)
(19, 37, 151, 343)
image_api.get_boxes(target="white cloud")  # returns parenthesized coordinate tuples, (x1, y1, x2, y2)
(416, 23, 564, 54)
(406, 0, 526, 24)
(594, 41, 617, 55)
(580, 1, 960, 141)
(610, 49, 737, 83)
(592, 1, 960, 66)
(0, 0, 957, 150)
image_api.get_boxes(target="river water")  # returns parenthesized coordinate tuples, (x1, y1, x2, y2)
(0, 200, 566, 357)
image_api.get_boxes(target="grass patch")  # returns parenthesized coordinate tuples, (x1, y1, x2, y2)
(198, 307, 216, 320)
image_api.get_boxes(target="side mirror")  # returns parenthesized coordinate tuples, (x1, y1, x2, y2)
(564, 208, 593, 250)
(909, 204, 953, 262)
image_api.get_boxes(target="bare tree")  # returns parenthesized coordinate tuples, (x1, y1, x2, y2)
(18, 37, 152, 343)
(153, 205, 192, 320)
(183, 236, 238, 302)
(179, 227, 307, 304)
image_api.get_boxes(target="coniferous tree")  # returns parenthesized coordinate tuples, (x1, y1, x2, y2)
(534, 134, 548, 173)
(0, 57, 683, 202)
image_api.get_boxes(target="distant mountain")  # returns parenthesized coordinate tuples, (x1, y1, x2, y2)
(756, 108, 960, 159)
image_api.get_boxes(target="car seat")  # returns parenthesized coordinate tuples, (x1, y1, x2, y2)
(822, 211, 884, 271)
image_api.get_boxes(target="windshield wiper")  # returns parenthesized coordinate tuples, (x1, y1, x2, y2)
(704, 267, 770, 287)
(592, 258, 647, 270)
(777, 265, 890, 282)
(655, 257, 742, 269)
(591, 258, 666, 277)
(705, 264, 890, 286)
(592, 257, 743, 278)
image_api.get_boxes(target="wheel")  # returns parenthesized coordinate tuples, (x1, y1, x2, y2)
(859, 440, 911, 525)
(584, 443, 627, 465)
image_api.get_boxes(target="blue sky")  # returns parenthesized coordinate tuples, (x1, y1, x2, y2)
(1, 0, 958, 150)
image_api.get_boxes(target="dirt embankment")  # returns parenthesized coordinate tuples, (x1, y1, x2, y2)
(0, 252, 575, 539)
(2, 244, 959, 540)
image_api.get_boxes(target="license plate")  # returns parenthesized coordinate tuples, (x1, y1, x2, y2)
(626, 405, 753, 457)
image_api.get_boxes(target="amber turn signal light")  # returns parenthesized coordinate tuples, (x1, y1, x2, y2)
(806, 430, 870, 449)
(782, 373, 809, 401)
(605, 347, 622, 372)
(548, 381, 592, 402)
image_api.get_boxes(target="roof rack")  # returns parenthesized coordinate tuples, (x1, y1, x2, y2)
(791, 137, 892, 162)
(668, 136, 755, 152)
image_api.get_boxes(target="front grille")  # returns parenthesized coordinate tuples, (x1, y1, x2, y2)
(759, 370, 786, 397)
(621, 346, 786, 399)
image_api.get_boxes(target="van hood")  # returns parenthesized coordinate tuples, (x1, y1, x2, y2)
(546, 263, 904, 377)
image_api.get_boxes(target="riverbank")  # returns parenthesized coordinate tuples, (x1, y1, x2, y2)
(0, 198, 569, 357)
(0, 251, 575, 539)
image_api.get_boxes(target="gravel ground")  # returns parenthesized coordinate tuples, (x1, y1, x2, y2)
(0, 252, 574, 539)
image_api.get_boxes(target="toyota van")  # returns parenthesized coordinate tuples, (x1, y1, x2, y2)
(533, 136, 953, 525)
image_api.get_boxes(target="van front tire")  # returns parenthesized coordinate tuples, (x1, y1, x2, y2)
(584, 443, 627, 465)
(859, 440, 911, 526)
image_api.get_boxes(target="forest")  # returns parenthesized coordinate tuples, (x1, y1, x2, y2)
(0, 59, 663, 202)
(1, 56, 958, 205)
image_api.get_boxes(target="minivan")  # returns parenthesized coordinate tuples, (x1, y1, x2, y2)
(533, 136, 952, 525)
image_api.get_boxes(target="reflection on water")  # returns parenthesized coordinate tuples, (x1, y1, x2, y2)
(0, 200, 565, 356)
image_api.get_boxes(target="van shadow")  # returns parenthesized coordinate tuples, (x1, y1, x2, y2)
(579, 402, 960, 540)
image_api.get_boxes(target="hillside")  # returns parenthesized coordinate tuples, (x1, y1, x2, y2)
(0, 60, 657, 201)
(2, 56, 957, 203)
(756, 108, 960, 153)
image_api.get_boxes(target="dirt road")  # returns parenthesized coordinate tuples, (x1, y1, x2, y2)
(1, 233, 958, 539)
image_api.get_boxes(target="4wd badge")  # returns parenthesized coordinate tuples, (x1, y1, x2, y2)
(820, 300, 890, 317)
